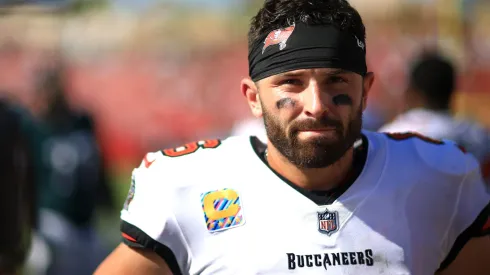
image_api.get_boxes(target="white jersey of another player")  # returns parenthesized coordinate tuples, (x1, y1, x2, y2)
(120, 130, 490, 275)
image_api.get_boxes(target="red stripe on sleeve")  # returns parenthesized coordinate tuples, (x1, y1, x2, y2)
(122, 232, 137, 242)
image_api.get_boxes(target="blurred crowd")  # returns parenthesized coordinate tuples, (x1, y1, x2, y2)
(1, 59, 113, 274)
(0, 0, 489, 274)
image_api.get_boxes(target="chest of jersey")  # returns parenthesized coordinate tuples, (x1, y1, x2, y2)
(166, 135, 460, 275)
(173, 173, 446, 275)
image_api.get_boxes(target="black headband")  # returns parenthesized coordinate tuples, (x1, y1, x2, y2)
(248, 23, 367, 82)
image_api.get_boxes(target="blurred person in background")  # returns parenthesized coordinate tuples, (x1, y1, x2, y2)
(31, 61, 114, 275)
(0, 96, 37, 275)
(95, 0, 489, 274)
(379, 51, 490, 180)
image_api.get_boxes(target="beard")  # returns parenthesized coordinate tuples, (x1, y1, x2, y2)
(262, 104, 363, 169)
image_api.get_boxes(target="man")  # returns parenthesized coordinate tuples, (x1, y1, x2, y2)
(95, 1, 490, 274)
(0, 97, 37, 275)
(30, 63, 112, 275)
(379, 52, 490, 179)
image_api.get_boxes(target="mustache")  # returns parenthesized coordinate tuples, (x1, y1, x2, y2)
(289, 117, 343, 133)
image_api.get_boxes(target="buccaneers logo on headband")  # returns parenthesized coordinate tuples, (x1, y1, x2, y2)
(262, 24, 296, 54)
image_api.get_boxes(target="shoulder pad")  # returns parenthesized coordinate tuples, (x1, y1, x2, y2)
(136, 138, 224, 172)
(384, 132, 473, 176)
(137, 138, 225, 167)
(160, 139, 222, 158)
(134, 136, 251, 186)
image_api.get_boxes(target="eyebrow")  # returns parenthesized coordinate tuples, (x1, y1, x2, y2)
(277, 69, 351, 78)
(324, 69, 351, 76)
(277, 71, 304, 78)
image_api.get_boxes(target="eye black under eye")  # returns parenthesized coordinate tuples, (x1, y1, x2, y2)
(332, 94, 353, 105)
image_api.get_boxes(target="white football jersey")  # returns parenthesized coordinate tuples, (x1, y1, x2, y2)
(120, 131, 490, 275)
(379, 108, 490, 163)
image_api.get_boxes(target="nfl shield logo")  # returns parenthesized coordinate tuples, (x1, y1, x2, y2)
(317, 208, 339, 235)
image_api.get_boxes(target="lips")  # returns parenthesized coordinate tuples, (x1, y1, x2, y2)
(290, 119, 343, 136)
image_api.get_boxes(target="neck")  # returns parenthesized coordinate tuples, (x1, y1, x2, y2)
(403, 91, 426, 112)
(266, 144, 355, 191)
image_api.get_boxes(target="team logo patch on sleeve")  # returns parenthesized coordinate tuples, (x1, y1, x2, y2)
(318, 208, 339, 236)
(201, 188, 244, 232)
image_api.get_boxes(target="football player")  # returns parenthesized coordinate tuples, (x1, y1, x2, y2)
(95, 0, 490, 274)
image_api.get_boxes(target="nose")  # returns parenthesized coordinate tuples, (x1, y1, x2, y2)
(302, 81, 330, 119)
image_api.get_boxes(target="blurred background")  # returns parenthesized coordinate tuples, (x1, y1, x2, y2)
(0, 0, 489, 274)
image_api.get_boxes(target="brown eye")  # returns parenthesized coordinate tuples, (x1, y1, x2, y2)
(280, 79, 302, 86)
(327, 76, 348, 84)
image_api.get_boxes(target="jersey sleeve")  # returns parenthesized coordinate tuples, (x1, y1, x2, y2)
(120, 152, 188, 275)
(438, 154, 490, 271)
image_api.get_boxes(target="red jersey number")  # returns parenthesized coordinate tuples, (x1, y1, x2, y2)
(162, 139, 221, 157)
